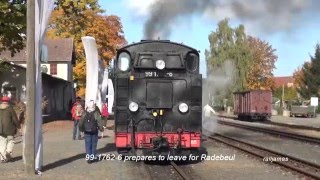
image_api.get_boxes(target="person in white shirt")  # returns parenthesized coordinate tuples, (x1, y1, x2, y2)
(203, 104, 216, 117)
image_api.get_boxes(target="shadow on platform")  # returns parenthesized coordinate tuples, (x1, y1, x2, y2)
(42, 143, 116, 172)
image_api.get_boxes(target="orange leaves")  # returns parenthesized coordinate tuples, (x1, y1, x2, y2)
(84, 13, 126, 66)
(293, 66, 303, 88)
(73, 60, 86, 81)
(293, 61, 310, 88)
(77, 87, 86, 97)
(247, 36, 277, 90)
(47, 2, 126, 96)
(292, 61, 311, 100)
(73, 60, 86, 97)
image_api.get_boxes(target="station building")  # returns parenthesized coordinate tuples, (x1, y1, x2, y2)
(0, 38, 75, 121)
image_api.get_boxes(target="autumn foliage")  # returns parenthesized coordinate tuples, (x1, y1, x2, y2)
(85, 14, 125, 67)
(47, 0, 126, 97)
(292, 62, 310, 89)
(247, 36, 277, 90)
(293, 44, 320, 99)
(205, 19, 278, 107)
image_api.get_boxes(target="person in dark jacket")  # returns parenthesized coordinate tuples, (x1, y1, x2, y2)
(93, 103, 106, 138)
(0, 96, 20, 163)
(79, 100, 104, 163)
(13, 101, 26, 136)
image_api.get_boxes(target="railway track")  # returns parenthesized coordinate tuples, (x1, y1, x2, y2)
(170, 161, 191, 180)
(218, 115, 320, 131)
(218, 119, 320, 144)
(143, 161, 191, 180)
(209, 133, 320, 179)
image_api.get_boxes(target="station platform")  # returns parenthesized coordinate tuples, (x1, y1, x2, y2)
(270, 115, 320, 129)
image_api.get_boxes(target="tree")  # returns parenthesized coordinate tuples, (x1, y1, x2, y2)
(47, 0, 126, 96)
(85, 14, 126, 67)
(295, 44, 320, 99)
(0, 0, 26, 56)
(293, 65, 305, 89)
(205, 19, 252, 106)
(0, 60, 11, 73)
(293, 62, 310, 99)
(273, 86, 298, 101)
(247, 36, 277, 90)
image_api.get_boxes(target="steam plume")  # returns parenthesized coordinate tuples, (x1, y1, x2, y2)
(144, 0, 320, 39)
(202, 60, 235, 136)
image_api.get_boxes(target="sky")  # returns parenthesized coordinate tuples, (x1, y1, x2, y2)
(100, 0, 320, 78)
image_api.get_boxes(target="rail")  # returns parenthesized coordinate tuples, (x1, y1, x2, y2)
(170, 161, 191, 180)
(142, 161, 191, 180)
(218, 119, 320, 144)
(209, 133, 320, 179)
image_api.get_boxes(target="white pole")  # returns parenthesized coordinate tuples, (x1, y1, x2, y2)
(34, 0, 54, 173)
(282, 84, 284, 110)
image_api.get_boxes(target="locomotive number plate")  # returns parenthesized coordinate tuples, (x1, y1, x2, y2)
(145, 71, 173, 78)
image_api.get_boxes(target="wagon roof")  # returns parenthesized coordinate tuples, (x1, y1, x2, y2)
(233, 89, 272, 94)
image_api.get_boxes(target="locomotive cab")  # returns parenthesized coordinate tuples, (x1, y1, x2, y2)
(114, 40, 202, 156)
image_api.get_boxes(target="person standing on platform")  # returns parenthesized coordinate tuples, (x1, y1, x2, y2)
(79, 100, 104, 163)
(100, 102, 109, 138)
(71, 97, 84, 140)
(0, 96, 20, 163)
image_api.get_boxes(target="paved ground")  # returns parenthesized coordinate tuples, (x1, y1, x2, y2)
(0, 119, 309, 179)
(0, 120, 149, 180)
(271, 115, 320, 128)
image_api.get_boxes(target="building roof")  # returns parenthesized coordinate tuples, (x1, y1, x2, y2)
(274, 76, 294, 88)
(0, 38, 74, 62)
(1, 61, 71, 84)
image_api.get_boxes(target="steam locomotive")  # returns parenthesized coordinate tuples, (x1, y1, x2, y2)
(114, 40, 202, 157)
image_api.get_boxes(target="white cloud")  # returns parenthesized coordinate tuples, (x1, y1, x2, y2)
(124, 0, 159, 16)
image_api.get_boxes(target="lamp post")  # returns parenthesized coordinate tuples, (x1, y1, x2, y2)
(282, 84, 284, 110)
(25, 0, 35, 174)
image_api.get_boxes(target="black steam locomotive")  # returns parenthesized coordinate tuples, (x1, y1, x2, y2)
(114, 40, 202, 156)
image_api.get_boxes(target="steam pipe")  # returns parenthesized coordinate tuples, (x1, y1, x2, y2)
(129, 116, 135, 155)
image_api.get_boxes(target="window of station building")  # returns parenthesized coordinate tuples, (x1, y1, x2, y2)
(50, 63, 57, 75)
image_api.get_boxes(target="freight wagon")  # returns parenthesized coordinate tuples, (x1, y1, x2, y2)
(290, 105, 316, 118)
(233, 90, 272, 121)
